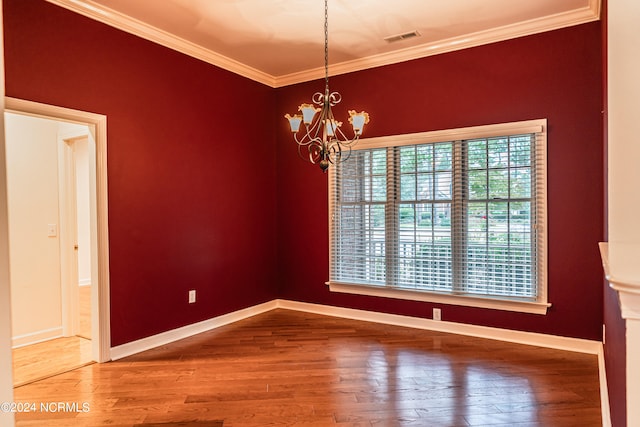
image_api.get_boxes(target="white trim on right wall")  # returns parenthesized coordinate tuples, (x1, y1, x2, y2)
(276, 300, 599, 354)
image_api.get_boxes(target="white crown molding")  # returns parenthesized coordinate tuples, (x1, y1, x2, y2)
(275, 1, 601, 87)
(45, 0, 600, 88)
(44, 0, 277, 87)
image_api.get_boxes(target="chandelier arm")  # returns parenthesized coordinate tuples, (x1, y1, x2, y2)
(335, 127, 360, 146)
(312, 92, 325, 106)
(310, 119, 325, 142)
(339, 148, 352, 164)
(298, 138, 324, 165)
(284, 0, 369, 172)
(293, 115, 325, 146)
(293, 130, 313, 147)
(308, 140, 325, 165)
(333, 128, 348, 143)
(328, 92, 341, 107)
(326, 140, 343, 165)
(297, 141, 307, 161)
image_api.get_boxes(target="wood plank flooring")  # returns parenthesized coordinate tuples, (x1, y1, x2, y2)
(12, 286, 93, 387)
(12, 336, 93, 387)
(12, 309, 602, 426)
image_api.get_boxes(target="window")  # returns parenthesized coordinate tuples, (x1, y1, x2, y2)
(328, 120, 548, 314)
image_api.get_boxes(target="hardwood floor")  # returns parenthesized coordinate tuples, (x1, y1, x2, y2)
(12, 336, 93, 387)
(13, 309, 602, 426)
(12, 285, 93, 387)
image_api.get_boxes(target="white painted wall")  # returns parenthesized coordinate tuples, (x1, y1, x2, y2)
(607, 1, 640, 426)
(5, 113, 63, 346)
(609, 1, 640, 245)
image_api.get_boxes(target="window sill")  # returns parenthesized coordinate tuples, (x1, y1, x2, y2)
(327, 281, 551, 315)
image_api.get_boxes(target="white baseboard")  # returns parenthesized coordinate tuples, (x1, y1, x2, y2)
(12, 327, 63, 348)
(273, 299, 609, 426)
(109, 300, 278, 360)
(597, 345, 612, 427)
(111, 298, 603, 357)
(274, 299, 602, 354)
(108, 298, 610, 426)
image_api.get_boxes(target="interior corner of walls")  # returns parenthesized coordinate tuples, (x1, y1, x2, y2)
(110, 297, 601, 363)
(110, 300, 279, 360)
(11, 327, 63, 348)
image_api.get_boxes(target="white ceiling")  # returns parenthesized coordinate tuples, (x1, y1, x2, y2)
(47, 0, 600, 87)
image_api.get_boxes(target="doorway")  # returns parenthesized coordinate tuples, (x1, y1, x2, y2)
(59, 131, 93, 342)
(4, 98, 110, 386)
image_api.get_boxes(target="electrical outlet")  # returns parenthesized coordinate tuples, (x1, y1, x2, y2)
(433, 308, 441, 321)
(188, 290, 196, 304)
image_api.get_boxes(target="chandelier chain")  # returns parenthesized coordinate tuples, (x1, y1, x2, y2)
(324, 0, 329, 91)
(283, 0, 369, 172)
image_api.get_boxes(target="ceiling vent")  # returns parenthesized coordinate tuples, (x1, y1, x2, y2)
(384, 30, 421, 43)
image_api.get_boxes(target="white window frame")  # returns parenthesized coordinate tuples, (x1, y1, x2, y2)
(327, 119, 550, 315)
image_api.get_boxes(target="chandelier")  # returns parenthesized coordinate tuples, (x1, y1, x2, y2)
(284, 0, 370, 173)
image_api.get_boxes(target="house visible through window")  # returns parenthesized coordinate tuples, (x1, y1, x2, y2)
(328, 120, 549, 314)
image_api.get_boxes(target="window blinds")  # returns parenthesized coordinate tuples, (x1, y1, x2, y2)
(329, 120, 547, 303)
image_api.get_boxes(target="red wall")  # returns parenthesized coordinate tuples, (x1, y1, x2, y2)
(276, 22, 605, 340)
(4, 0, 605, 345)
(3, 0, 279, 346)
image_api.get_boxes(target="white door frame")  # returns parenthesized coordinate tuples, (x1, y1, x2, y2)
(5, 97, 111, 362)
(0, 5, 15, 421)
(59, 134, 83, 338)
